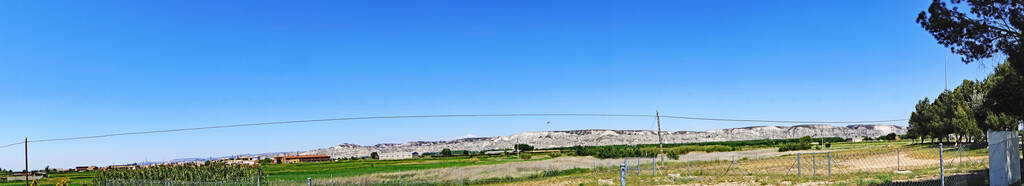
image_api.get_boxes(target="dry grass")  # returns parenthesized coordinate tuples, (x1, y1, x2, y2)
(312, 143, 992, 185)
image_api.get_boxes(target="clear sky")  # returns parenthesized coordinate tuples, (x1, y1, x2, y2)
(0, 0, 1002, 169)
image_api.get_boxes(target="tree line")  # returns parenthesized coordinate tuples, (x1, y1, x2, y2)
(907, 63, 1023, 143)
(913, 0, 1024, 143)
(559, 137, 845, 159)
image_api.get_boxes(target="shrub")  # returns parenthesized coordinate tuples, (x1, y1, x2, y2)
(667, 151, 680, 160)
(549, 152, 562, 158)
(515, 144, 535, 152)
(519, 153, 532, 160)
(778, 143, 812, 152)
(880, 133, 898, 141)
(824, 143, 832, 148)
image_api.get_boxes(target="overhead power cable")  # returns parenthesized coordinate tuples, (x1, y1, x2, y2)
(0, 113, 908, 149)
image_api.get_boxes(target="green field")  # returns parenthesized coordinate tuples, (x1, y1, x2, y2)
(261, 154, 548, 181)
(1, 138, 983, 185)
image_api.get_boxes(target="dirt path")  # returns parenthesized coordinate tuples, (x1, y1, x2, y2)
(838, 153, 986, 171)
(670, 148, 830, 162)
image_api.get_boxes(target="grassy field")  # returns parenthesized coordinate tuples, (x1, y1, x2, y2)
(0, 154, 548, 185)
(476, 141, 991, 185)
(305, 140, 990, 185)
(262, 154, 549, 181)
(0, 139, 993, 185)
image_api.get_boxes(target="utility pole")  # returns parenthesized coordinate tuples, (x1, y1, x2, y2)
(25, 137, 29, 186)
(656, 110, 664, 169)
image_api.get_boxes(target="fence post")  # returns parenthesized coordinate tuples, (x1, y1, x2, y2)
(619, 164, 627, 186)
(1019, 134, 1023, 178)
(827, 151, 832, 177)
(897, 148, 901, 171)
(797, 153, 801, 176)
(307, 178, 311, 186)
(460, 167, 463, 185)
(812, 153, 816, 175)
(940, 143, 944, 186)
(652, 157, 656, 175)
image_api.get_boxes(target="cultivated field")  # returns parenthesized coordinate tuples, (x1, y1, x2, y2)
(0, 140, 993, 185)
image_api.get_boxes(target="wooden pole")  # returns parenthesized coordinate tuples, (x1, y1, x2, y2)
(25, 138, 29, 186)
(656, 110, 664, 169)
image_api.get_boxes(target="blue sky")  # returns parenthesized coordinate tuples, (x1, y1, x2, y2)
(0, 0, 1001, 169)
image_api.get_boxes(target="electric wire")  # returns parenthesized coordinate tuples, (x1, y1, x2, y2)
(0, 113, 908, 149)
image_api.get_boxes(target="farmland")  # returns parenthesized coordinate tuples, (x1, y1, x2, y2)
(0, 138, 988, 185)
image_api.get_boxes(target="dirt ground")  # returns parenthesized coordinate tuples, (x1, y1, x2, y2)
(837, 152, 987, 172)
(314, 146, 991, 184)
(314, 148, 843, 184)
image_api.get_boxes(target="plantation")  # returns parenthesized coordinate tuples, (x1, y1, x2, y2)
(261, 154, 547, 181)
(555, 136, 847, 158)
(96, 164, 261, 182)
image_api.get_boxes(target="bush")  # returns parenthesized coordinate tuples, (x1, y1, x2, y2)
(519, 153, 532, 160)
(778, 143, 812, 152)
(549, 152, 562, 158)
(880, 133, 898, 141)
(667, 151, 680, 160)
(824, 143, 832, 148)
(515, 144, 535, 152)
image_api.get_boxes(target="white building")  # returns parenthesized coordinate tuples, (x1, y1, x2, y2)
(379, 152, 417, 160)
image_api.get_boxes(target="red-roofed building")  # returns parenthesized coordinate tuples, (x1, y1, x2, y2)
(274, 155, 330, 163)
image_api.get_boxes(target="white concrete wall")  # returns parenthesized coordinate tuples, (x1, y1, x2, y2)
(988, 130, 1021, 186)
(379, 152, 413, 160)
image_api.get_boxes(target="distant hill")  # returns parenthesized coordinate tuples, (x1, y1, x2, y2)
(300, 124, 906, 158)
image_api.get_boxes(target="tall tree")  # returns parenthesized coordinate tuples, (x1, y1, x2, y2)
(919, 0, 1024, 123)
(917, 0, 1024, 73)
(931, 91, 958, 142)
(909, 98, 935, 143)
(986, 112, 1021, 130)
(985, 62, 1024, 118)
(952, 104, 981, 142)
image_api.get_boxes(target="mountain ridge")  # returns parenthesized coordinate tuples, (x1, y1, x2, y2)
(299, 124, 907, 158)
